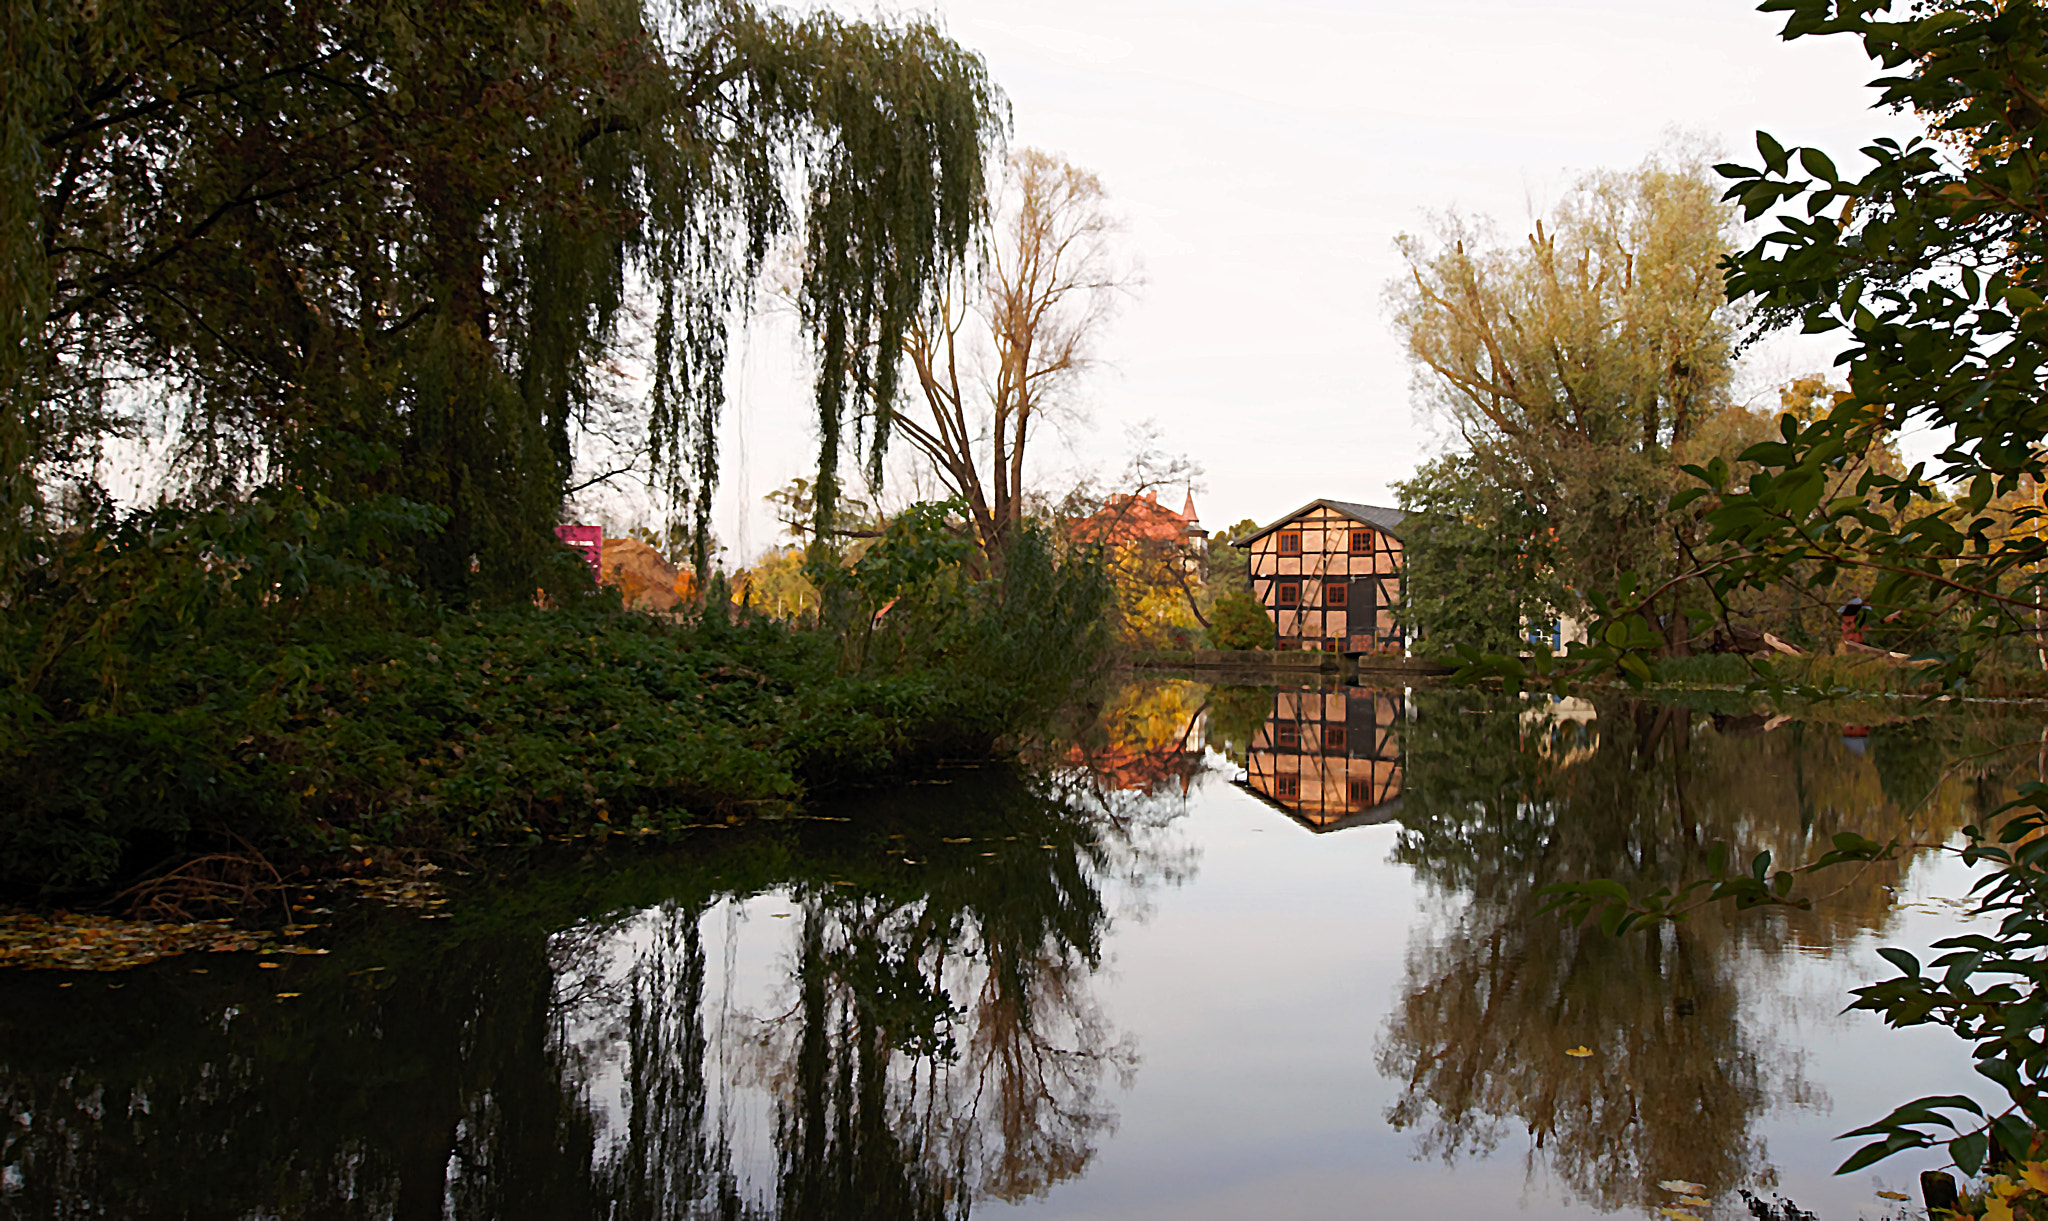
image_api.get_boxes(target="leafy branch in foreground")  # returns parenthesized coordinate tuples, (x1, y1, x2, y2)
(1538, 832, 1898, 935)
(1686, 0, 2048, 682)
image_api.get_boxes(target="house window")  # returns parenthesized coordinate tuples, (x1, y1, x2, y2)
(1275, 775, 1300, 800)
(1278, 531, 1301, 555)
(1324, 725, 1347, 751)
(1275, 723, 1300, 750)
(1276, 580, 1300, 607)
(1348, 778, 1370, 804)
(1350, 530, 1369, 554)
(1324, 581, 1347, 607)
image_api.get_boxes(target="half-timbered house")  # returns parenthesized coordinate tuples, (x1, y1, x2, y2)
(1241, 687, 1403, 832)
(1231, 500, 1405, 653)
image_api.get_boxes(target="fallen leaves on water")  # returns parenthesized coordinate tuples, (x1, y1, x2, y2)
(1657, 1210, 1701, 1221)
(1658, 1181, 1707, 1195)
(343, 874, 447, 910)
(1876, 1191, 1909, 1201)
(0, 911, 325, 973)
(1565, 1046, 1594, 1058)
(275, 992, 302, 999)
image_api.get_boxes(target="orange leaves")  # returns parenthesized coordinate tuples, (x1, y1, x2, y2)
(0, 910, 322, 972)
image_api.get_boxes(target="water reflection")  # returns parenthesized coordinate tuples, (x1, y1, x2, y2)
(1376, 690, 2005, 1214)
(0, 761, 1186, 1220)
(1062, 680, 1209, 798)
(1239, 686, 1405, 831)
(6, 683, 2044, 1218)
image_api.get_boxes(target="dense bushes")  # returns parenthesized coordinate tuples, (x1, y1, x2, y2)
(0, 496, 1114, 898)
(1204, 590, 1272, 650)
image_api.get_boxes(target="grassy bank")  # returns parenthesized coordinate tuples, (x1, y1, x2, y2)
(0, 497, 1112, 901)
(1644, 651, 2048, 699)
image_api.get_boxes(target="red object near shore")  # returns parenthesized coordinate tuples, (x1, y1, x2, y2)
(555, 524, 602, 581)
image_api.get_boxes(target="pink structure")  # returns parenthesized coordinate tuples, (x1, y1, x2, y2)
(554, 524, 602, 581)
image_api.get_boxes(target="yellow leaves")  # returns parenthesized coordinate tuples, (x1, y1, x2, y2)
(258, 961, 281, 969)
(343, 872, 446, 910)
(2020, 1161, 2048, 1195)
(0, 911, 320, 972)
(1876, 1190, 1910, 1201)
(770, 913, 793, 918)
(1565, 1045, 1594, 1058)
(1658, 1180, 1708, 1219)
(275, 992, 302, 999)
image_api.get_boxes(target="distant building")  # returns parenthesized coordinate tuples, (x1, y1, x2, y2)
(1072, 489, 1207, 553)
(1231, 499, 1405, 654)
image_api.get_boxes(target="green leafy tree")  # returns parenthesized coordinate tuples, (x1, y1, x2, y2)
(1190, 517, 1266, 649)
(1395, 453, 1568, 655)
(6, 0, 1000, 600)
(1389, 147, 1744, 651)
(1205, 518, 1259, 596)
(1204, 591, 1271, 650)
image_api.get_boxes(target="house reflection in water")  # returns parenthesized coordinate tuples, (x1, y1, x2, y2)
(1241, 686, 1404, 831)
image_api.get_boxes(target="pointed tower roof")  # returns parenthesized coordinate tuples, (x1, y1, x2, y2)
(1180, 492, 1199, 523)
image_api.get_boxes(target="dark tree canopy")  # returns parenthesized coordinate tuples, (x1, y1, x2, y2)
(3, 0, 1002, 596)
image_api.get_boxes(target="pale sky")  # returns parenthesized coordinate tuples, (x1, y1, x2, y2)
(642, 1, 1931, 563)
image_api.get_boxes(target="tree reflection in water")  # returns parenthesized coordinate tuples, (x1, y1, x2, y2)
(22, 679, 2024, 1217)
(0, 749, 1186, 1219)
(1375, 690, 2012, 1213)
(559, 757, 1187, 1218)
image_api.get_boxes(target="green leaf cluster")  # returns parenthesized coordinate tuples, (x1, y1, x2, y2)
(1685, 0, 2048, 683)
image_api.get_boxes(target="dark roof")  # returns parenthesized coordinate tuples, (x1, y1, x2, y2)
(1229, 499, 1407, 547)
(1232, 779, 1404, 833)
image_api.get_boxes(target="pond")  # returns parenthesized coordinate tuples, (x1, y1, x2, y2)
(0, 679, 2035, 1219)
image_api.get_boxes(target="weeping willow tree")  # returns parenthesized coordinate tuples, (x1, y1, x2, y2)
(6, 0, 1000, 598)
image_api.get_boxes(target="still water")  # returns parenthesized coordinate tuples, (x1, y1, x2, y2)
(0, 680, 2035, 1219)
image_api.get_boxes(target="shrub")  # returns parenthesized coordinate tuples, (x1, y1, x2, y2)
(1206, 590, 1272, 650)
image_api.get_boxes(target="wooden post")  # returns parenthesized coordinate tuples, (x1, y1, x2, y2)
(1920, 1170, 1958, 1215)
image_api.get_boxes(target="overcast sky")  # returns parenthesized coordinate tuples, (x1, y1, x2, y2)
(658, 0, 1929, 563)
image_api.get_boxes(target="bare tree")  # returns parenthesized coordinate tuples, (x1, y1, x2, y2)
(897, 149, 1136, 561)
